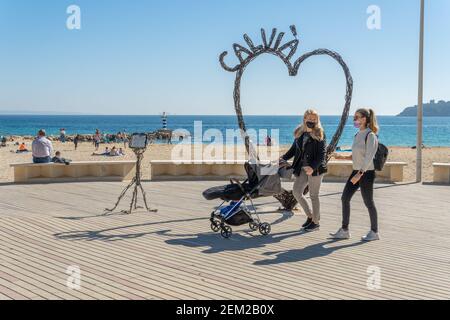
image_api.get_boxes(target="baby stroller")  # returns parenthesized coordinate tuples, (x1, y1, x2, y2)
(202, 161, 282, 238)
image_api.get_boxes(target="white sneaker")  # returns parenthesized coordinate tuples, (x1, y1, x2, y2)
(329, 228, 350, 239)
(361, 230, 380, 241)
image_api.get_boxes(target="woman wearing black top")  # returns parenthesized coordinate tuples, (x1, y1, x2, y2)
(280, 109, 327, 231)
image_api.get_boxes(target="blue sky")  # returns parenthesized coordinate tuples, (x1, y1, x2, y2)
(0, 0, 448, 115)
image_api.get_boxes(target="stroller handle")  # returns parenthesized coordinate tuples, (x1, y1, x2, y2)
(230, 178, 246, 193)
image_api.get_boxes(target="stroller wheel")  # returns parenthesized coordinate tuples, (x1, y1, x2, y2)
(220, 226, 232, 238)
(259, 223, 271, 236)
(210, 220, 221, 232)
(249, 221, 259, 231)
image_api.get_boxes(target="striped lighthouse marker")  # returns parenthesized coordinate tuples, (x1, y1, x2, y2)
(161, 112, 168, 129)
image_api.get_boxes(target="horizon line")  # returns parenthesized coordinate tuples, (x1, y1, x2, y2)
(0, 113, 402, 117)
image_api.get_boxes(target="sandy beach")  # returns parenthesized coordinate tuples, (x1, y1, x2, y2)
(1, 139, 449, 183)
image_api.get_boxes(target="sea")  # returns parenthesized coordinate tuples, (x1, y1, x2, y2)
(1, 115, 450, 147)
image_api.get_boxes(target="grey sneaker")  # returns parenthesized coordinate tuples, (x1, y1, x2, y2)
(361, 230, 380, 241)
(329, 228, 350, 239)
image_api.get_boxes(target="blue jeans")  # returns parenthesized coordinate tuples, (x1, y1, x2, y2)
(33, 156, 51, 163)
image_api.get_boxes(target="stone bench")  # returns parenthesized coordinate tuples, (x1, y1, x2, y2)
(433, 163, 450, 184)
(149, 160, 407, 183)
(326, 161, 407, 183)
(149, 160, 249, 181)
(10, 161, 136, 183)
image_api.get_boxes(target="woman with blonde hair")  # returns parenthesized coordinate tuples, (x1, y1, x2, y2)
(280, 109, 327, 231)
(331, 108, 380, 241)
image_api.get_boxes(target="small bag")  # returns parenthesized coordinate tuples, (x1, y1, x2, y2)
(374, 144, 389, 171)
(365, 132, 389, 171)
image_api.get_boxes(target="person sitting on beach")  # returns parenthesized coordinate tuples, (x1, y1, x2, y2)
(51, 151, 71, 165)
(16, 142, 29, 153)
(118, 148, 125, 156)
(1, 136, 7, 147)
(32, 129, 53, 163)
(109, 146, 120, 156)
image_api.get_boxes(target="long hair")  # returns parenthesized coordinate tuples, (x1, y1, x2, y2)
(356, 108, 379, 134)
(294, 109, 325, 141)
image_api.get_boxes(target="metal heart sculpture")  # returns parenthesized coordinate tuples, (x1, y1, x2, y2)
(219, 25, 353, 162)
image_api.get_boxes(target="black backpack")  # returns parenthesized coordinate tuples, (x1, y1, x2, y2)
(365, 131, 389, 171)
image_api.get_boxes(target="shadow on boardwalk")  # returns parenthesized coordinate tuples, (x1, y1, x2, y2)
(53, 216, 206, 242)
(160, 230, 305, 254)
(159, 229, 365, 260)
(53, 209, 295, 242)
(254, 240, 366, 266)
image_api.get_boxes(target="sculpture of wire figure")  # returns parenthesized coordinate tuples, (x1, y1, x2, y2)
(105, 134, 157, 215)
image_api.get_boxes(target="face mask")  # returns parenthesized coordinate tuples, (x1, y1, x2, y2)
(354, 121, 361, 129)
(306, 121, 316, 129)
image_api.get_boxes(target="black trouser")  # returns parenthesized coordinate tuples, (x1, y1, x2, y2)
(341, 170, 378, 233)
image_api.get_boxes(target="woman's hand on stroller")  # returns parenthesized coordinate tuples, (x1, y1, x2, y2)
(230, 178, 246, 194)
(278, 158, 288, 168)
(230, 177, 240, 185)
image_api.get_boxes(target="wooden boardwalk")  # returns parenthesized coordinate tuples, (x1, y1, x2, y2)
(0, 180, 449, 300)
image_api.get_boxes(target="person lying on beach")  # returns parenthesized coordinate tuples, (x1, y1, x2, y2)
(51, 151, 71, 165)
(92, 147, 110, 156)
(91, 146, 124, 157)
(16, 143, 29, 153)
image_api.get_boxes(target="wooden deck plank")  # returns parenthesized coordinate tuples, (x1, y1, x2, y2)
(15, 212, 448, 300)
(0, 181, 449, 299)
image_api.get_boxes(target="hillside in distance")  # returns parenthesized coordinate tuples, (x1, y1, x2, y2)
(398, 100, 450, 116)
